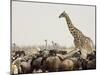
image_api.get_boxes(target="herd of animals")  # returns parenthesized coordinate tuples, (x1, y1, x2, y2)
(11, 11, 96, 75)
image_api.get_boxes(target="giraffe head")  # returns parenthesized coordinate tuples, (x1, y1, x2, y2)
(59, 11, 66, 18)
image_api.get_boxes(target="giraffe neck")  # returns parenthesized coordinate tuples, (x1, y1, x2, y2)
(64, 13, 84, 39)
(65, 13, 84, 39)
(64, 14, 76, 37)
(64, 14, 74, 28)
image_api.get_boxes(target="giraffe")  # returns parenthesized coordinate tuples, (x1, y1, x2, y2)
(44, 40, 48, 50)
(52, 41, 57, 50)
(59, 11, 94, 59)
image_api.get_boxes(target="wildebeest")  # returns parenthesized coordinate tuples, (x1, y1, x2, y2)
(42, 54, 79, 72)
(20, 54, 44, 73)
(11, 64, 18, 75)
(11, 50, 26, 62)
(86, 59, 96, 69)
(59, 58, 74, 71)
(19, 54, 38, 74)
(43, 55, 61, 72)
(20, 58, 33, 74)
(11, 57, 24, 74)
(12, 54, 36, 74)
(15, 50, 26, 57)
(81, 51, 96, 70)
(11, 46, 96, 74)
(31, 57, 43, 72)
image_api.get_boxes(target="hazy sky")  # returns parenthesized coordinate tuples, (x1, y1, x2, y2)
(12, 1, 95, 47)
